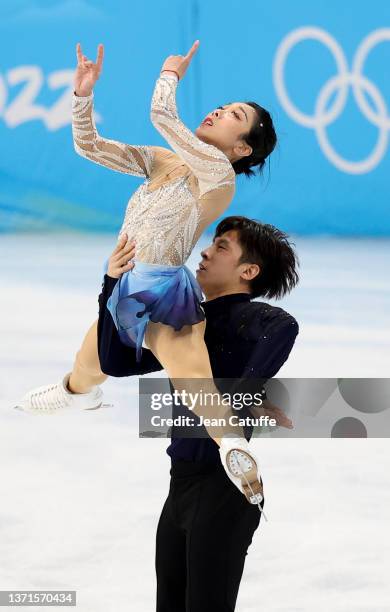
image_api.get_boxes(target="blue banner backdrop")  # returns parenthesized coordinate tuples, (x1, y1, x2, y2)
(0, 0, 389, 234)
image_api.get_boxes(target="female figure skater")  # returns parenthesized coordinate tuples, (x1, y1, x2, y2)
(18, 41, 277, 512)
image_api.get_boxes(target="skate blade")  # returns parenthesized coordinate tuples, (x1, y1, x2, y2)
(227, 450, 267, 519)
(13, 403, 103, 414)
(242, 477, 263, 503)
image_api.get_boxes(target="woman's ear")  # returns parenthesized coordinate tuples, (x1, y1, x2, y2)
(234, 140, 253, 158)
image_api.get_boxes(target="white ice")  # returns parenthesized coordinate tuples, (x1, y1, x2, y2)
(0, 234, 389, 611)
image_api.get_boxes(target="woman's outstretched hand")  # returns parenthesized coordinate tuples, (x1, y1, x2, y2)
(160, 40, 200, 81)
(74, 42, 104, 97)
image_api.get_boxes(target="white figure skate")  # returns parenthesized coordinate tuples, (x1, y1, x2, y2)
(14, 373, 103, 415)
(219, 436, 268, 521)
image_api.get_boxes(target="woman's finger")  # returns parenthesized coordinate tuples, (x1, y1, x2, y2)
(122, 261, 135, 272)
(185, 40, 199, 62)
(113, 241, 135, 263)
(76, 42, 83, 64)
(96, 43, 104, 70)
(112, 234, 128, 255)
(121, 239, 135, 254)
(118, 249, 135, 266)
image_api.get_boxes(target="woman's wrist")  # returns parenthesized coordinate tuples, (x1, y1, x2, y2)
(160, 69, 179, 80)
(74, 89, 93, 97)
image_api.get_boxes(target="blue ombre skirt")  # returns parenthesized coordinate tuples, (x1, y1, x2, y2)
(102, 260, 205, 362)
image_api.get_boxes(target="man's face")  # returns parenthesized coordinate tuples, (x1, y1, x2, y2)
(196, 230, 248, 295)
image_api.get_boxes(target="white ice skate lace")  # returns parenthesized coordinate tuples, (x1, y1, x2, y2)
(231, 450, 268, 522)
(30, 383, 71, 412)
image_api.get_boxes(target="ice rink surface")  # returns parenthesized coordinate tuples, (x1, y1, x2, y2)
(1, 233, 390, 611)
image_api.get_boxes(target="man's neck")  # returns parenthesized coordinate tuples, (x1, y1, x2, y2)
(203, 287, 251, 302)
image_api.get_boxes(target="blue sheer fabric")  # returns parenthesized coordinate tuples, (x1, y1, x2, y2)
(102, 260, 205, 362)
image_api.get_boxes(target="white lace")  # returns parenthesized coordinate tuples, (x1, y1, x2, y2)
(29, 383, 71, 412)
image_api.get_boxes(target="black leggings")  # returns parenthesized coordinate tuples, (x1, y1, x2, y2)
(155, 459, 264, 612)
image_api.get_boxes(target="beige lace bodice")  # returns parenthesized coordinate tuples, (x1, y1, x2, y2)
(72, 73, 236, 266)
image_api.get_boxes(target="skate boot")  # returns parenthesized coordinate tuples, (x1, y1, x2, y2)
(14, 373, 103, 415)
(219, 436, 267, 521)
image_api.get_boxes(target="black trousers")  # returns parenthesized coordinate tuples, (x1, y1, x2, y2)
(155, 459, 264, 612)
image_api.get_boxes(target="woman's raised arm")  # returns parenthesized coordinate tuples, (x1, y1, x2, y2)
(150, 41, 236, 197)
(72, 43, 155, 177)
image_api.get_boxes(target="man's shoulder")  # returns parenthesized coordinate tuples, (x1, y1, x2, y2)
(249, 300, 298, 324)
(236, 299, 299, 337)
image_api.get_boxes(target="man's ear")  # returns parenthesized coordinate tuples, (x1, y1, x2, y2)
(234, 140, 253, 159)
(241, 263, 260, 282)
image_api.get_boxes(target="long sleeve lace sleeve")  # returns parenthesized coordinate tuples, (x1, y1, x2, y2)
(150, 74, 236, 198)
(72, 92, 154, 177)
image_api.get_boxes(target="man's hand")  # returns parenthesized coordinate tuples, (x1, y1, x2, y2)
(107, 234, 136, 279)
(74, 42, 104, 97)
(249, 399, 294, 429)
(160, 40, 199, 80)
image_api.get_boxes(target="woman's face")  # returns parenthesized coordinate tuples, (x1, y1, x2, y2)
(195, 102, 258, 162)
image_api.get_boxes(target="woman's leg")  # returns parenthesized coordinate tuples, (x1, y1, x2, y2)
(145, 319, 242, 442)
(68, 320, 108, 393)
(144, 320, 264, 503)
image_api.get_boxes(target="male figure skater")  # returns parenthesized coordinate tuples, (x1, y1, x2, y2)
(98, 215, 299, 611)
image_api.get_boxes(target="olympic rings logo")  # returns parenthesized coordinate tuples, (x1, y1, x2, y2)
(273, 27, 390, 174)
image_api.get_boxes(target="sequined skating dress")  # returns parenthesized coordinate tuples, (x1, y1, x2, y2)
(72, 73, 236, 360)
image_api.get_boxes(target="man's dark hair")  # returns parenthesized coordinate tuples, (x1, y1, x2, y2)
(214, 216, 299, 299)
(231, 102, 277, 177)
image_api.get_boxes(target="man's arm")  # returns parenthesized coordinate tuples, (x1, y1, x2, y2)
(230, 315, 299, 428)
(98, 274, 163, 376)
(97, 236, 163, 377)
(242, 317, 299, 380)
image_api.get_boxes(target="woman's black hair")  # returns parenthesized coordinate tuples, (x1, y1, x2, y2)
(214, 216, 299, 299)
(231, 102, 277, 178)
